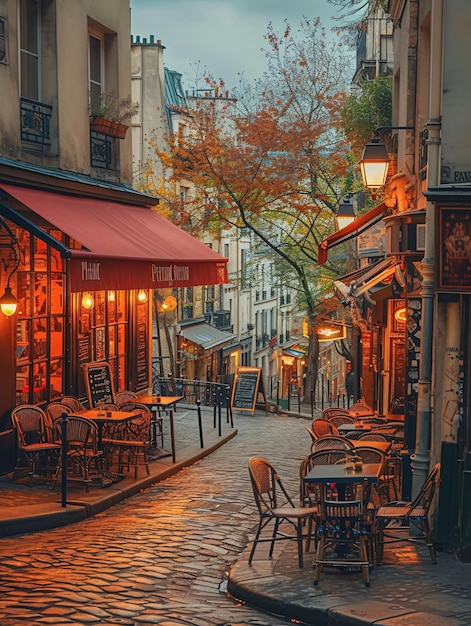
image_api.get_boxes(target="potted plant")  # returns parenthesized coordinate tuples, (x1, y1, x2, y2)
(89, 91, 139, 139)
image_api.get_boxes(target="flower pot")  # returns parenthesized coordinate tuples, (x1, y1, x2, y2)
(90, 117, 114, 135)
(109, 121, 129, 139)
(90, 118, 129, 139)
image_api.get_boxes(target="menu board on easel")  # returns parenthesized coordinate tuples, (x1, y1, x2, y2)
(84, 361, 116, 408)
(231, 366, 268, 415)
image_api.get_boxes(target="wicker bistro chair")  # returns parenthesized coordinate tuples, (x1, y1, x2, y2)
(248, 457, 318, 568)
(104, 402, 151, 479)
(374, 463, 441, 566)
(310, 435, 355, 454)
(312, 419, 339, 438)
(329, 415, 356, 428)
(60, 396, 86, 413)
(11, 405, 62, 485)
(314, 499, 371, 587)
(300, 449, 354, 507)
(322, 408, 352, 420)
(115, 390, 138, 406)
(51, 416, 103, 491)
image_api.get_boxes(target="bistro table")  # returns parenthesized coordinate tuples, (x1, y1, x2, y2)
(304, 462, 382, 501)
(74, 408, 135, 452)
(137, 394, 184, 463)
(349, 440, 392, 454)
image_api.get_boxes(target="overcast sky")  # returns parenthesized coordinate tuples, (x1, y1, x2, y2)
(130, 0, 344, 91)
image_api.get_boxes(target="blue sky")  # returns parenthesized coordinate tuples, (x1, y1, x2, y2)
(130, 0, 343, 91)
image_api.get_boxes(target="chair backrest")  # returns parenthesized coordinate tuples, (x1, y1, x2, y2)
(115, 390, 138, 406)
(322, 408, 352, 420)
(60, 396, 85, 412)
(358, 433, 388, 442)
(249, 457, 293, 515)
(351, 445, 385, 466)
(306, 427, 317, 443)
(409, 463, 441, 515)
(46, 402, 73, 421)
(119, 402, 151, 441)
(11, 405, 50, 446)
(322, 499, 364, 538)
(56, 416, 98, 452)
(329, 415, 355, 428)
(311, 435, 354, 453)
(312, 419, 339, 438)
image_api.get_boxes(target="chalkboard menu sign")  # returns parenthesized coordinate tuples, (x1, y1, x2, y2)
(84, 361, 116, 408)
(231, 366, 267, 415)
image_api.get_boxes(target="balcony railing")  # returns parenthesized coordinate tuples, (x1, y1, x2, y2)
(20, 97, 52, 146)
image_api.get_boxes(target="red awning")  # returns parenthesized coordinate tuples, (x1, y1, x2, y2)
(0, 184, 228, 292)
(317, 202, 387, 265)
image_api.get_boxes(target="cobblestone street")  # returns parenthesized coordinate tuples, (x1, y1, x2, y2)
(0, 410, 307, 625)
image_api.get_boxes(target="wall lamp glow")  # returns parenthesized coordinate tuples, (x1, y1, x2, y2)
(0, 286, 19, 317)
(137, 289, 148, 303)
(82, 292, 95, 310)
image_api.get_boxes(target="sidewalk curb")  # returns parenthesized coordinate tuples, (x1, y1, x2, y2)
(0, 428, 237, 538)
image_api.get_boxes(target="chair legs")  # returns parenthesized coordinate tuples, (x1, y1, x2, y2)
(249, 515, 316, 568)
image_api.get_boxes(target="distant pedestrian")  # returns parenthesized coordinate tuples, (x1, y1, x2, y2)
(346, 372, 354, 406)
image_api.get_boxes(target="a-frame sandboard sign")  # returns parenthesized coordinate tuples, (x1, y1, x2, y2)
(231, 366, 268, 415)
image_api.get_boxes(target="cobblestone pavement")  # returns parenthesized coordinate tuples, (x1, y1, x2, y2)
(0, 410, 310, 625)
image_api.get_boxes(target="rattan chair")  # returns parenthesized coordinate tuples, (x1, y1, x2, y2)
(310, 435, 354, 453)
(115, 390, 138, 406)
(329, 415, 356, 428)
(374, 463, 440, 565)
(105, 402, 151, 478)
(11, 405, 62, 485)
(51, 416, 103, 491)
(248, 457, 318, 568)
(60, 396, 86, 413)
(314, 499, 371, 587)
(312, 418, 339, 438)
(322, 408, 352, 420)
(300, 449, 354, 507)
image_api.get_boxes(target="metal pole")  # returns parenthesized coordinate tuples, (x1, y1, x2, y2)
(218, 388, 222, 437)
(226, 385, 233, 428)
(196, 399, 204, 448)
(310, 389, 314, 418)
(61, 412, 68, 508)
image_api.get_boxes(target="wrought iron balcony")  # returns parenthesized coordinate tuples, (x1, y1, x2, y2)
(20, 97, 52, 146)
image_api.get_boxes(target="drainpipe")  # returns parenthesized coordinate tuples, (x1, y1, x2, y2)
(411, 0, 443, 496)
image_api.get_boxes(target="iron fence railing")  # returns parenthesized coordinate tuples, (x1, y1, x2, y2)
(152, 375, 232, 409)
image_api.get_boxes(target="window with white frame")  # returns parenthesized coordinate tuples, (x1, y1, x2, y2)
(19, 0, 40, 99)
(89, 31, 104, 112)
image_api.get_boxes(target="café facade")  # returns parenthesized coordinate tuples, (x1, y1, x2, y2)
(0, 161, 228, 473)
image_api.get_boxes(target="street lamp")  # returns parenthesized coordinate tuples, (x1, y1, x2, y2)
(359, 126, 415, 196)
(359, 137, 390, 195)
(336, 197, 356, 230)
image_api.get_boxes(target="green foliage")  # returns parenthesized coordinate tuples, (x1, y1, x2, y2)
(340, 75, 392, 158)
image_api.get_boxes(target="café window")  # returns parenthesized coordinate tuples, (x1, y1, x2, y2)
(14, 226, 66, 405)
(77, 289, 129, 397)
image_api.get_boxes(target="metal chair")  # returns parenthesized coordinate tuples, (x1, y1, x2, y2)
(314, 499, 371, 587)
(11, 405, 61, 485)
(248, 457, 318, 568)
(374, 463, 440, 565)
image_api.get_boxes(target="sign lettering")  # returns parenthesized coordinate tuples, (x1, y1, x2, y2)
(81, 261, 101, 281)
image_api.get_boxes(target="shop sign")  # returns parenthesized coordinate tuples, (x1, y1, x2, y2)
(439, 207, 471, 291)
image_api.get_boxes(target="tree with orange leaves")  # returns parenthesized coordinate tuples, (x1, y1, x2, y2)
(157, 18, 354, 404)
